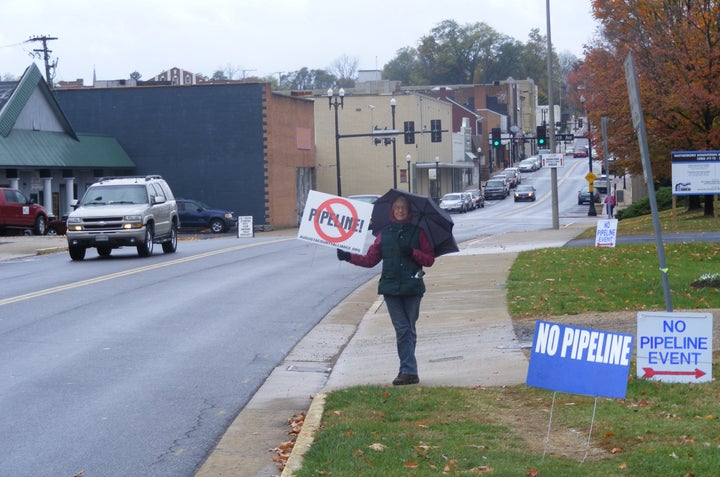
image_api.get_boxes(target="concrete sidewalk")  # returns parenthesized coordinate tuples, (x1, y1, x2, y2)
(195, 220, 593, 477)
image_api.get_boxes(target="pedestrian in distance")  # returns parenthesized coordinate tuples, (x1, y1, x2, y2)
(336, 195, 435, 385)
(605, 193, 616, 218)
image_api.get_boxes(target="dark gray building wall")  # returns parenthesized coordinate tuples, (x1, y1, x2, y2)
(55, 83, 268, 225)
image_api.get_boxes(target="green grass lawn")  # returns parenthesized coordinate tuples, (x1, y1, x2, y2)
(291, 209, 719, 477)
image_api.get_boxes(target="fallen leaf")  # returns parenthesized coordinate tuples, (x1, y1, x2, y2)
(618, 462, 627, 469)
(467, 466, 493, 474)
(611, 447, 623, 454)
(368, 443, 387, 451)
(404, 461, 419, 469)
(525, 470, 538, 476)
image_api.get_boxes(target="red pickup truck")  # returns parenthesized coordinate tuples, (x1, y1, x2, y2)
(0, 187, 49, 235)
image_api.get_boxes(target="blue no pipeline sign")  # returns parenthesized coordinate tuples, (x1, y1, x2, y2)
(526, 320, 634, 399)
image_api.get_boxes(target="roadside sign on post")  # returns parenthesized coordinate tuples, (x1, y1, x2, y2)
(595, 219, 618, 247)
(637, 311, 713, 383)
(541, 153, 564, 168)
(237, 216, 254, 238)
(526, 320, 634, 399)
(297, 190, 373, 253)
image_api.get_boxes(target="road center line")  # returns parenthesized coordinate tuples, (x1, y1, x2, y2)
(0, 238, 293, 307)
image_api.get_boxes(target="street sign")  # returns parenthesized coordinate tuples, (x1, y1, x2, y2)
(585, 172, 596, 183)
(555, 133, 575, 141)
(637, 312, 713, 383)
(541, 153, 563, 168)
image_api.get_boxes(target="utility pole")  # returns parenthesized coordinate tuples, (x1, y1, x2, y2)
(27, 35, 58, 88)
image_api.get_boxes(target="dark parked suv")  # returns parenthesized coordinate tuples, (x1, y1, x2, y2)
(176, 199, 236, 233)
(66, 175, 179, 260)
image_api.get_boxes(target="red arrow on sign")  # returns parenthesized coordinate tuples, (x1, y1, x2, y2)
(642, 367, 706, 379)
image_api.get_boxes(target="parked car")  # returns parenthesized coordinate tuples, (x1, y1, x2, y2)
(513, 185, 537, 202)
(578, 186, 601, 205)
(518, 157, 538, 173)
(466, 189, 485, 208)
(439, 193, 469, 213)
(45, 216, 68, 236)
(177, 199, 237, 233)
(0, 187, 49, 235)
(504, 168, 522, 186)
(574, 146, 589, 158)
(348, 194, 381, 204)
(532, 155, 543, 169)
(483, 179, 509, 200)
(66, 175, 179, 260)
(493, 173, 515, 188)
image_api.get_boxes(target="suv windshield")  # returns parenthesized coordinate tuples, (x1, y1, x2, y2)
(81, 185, 148, 206)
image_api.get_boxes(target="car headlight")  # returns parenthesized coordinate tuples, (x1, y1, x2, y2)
(66, 217, 83, 231)
(123, 215, 143, 229)
(224, 213, 234, 219)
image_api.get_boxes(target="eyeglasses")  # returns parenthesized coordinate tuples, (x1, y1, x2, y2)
(393, 205, 408, 210)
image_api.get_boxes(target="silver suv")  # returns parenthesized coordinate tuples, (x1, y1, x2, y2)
(66, 175, 179, 261)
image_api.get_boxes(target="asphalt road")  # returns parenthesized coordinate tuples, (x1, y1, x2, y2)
(0, 234, 378, 477)
(0, 157, 631, 476)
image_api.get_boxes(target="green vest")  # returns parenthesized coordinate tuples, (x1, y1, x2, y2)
(378, 223, 425, 296)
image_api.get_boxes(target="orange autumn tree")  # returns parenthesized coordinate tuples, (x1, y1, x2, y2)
(583, 0, 720, 214)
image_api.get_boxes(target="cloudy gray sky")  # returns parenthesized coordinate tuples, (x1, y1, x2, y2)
(1, 0, 599, 83)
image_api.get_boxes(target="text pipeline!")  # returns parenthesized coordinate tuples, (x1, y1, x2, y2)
(308, 208, 366, 233)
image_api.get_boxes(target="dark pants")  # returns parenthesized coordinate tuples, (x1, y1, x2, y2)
(384, 294, 423, 375)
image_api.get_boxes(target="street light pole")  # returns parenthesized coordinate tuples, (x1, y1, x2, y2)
(390, 97, 397, 189)
(328, 87, 345, 196)
(406, 153, 412, 192)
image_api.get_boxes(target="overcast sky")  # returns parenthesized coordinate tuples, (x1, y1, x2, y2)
(1, 0, 599, 84)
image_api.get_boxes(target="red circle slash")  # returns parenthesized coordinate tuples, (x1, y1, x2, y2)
(314, 198, 359, 243)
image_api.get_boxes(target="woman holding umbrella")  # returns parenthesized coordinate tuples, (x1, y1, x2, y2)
(337, 194, 435, 385)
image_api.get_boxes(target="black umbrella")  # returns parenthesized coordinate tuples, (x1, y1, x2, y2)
(370, 189, 459, 257)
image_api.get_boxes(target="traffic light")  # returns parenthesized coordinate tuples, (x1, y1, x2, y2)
(430, 119, 442, 142)
(536, 125, 547, 146)
(403, 121, 415, 144)
(491, 128, 501, 148)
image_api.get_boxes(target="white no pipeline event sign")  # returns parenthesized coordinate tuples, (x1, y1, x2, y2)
(637, 311, 713, 383)
(595, 219, 618, 247)
(526, 320, 634, 399)
(297, 190, 373, 253)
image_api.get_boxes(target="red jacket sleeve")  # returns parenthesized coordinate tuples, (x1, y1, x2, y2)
(348, 234, 383, 268)
(348, 229, 435, 268)
(411, 229, 435, 267)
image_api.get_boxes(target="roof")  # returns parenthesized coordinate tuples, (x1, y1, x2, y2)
(0, 130, 134, 168)
(0, 64, 133, 169)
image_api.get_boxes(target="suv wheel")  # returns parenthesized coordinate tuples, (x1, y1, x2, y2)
(209, 218, 225, 233)
(69, 245, 86, 261)
(162, 223, 178, 254)
(34, 216, 47, 236)
(137, 224, 154, 257)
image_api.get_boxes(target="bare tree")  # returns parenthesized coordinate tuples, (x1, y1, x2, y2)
(330, 54, 359, 87)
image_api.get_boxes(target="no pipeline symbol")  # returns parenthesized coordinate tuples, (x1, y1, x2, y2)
(314, 198, 359, 244)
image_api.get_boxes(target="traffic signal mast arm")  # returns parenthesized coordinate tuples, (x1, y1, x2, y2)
(337, 120, 447, 143)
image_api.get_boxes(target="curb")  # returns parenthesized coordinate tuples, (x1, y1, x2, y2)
(281, 393, 326, 477)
